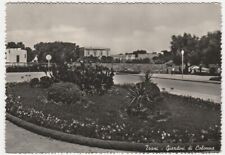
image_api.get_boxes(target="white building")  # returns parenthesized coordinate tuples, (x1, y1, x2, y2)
(80, 47, 110, 58)
(111, 54, 126, 61)
(112, 52, 159, 61)
(136, 52, 158, 60)
(6, 48, 27, 63)
(125, 53, 136, 60)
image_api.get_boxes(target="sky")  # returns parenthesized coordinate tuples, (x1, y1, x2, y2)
(6, 3, 221, 54)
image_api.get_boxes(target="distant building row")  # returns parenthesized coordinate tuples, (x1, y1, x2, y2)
(6, 47, 158, 63)
(111, 52, 159, 61)
(6, 47, 111, 63)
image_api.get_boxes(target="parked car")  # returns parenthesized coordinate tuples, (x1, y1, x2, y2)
(189, 65, 210, 74)
(117, 68, 141, 74)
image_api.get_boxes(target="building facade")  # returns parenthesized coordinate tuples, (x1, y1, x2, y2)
(136, 52, 158, 60)
(112, 52, 159, 61)
(79, 47, 110, 58)
(111, 54, 126, 61)
(6, 48, 27, 63)
(125, 53, 136, 60)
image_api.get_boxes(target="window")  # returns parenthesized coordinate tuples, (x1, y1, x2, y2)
(24, 54, 26, 58)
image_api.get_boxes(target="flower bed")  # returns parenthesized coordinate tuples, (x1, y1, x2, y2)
(6, 83, 221, 145)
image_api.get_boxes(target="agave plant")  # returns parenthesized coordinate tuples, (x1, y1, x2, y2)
(126, 71, 160, 115)
(127, 83, 153, 109)
(144, 70, 153, 83)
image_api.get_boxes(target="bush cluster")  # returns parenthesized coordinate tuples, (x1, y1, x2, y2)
(29, 78, 39, 88)
(29, 76, 53, 88)
(209, 76, 221, 81)
(47, 82, 85, 105)
(52, 63, 114, 95)
(40, 76, 53, 88)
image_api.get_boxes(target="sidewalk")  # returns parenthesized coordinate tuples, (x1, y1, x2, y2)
(147, 74, 220, 84)
(5, 121, 124, 153)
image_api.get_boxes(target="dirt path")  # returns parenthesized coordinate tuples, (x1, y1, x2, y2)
(5, 121, 124, 153)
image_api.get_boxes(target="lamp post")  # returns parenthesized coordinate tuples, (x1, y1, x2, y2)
(181, 50, 184, 79)
(46, 54, 52, 74)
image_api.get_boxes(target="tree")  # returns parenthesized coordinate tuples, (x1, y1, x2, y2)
(34, 42, 80, 64)
(142, 58, 151, 63)
(6, 42, 17, 48)
(199, 31, 221, 66)
(101, 56, 113, 63)
(17, 42, 25, 49)
(25, 47, 35, 62)
(170, 33, 199, 66)
(133, 50, 147, 58)
(6, 42, 25, 49)
(101, 56, 107, 63)
(170, 31, 221, 68)
(152, 50, 172, 64)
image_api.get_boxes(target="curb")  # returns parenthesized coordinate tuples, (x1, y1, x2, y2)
(131, 74, 220, 84)
(152, 76, 221, 84)
(6, 113, 220, 152)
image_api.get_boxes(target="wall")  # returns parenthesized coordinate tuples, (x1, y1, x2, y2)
(6, 48, 27, 63)
(100, 63, 168, 73)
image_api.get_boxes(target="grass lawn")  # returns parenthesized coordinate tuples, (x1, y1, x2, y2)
(6, 82, 221, 144)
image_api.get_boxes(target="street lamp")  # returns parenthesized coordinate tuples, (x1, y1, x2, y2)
(181, 50, 184, 79)
(46, 54, 52, 74)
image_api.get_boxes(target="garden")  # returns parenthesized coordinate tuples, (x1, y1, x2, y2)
(6, 63, 221, 150)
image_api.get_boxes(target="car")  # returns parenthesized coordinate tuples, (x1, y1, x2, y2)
(117, 68, 141, 74)
(189, 65, 209, 74)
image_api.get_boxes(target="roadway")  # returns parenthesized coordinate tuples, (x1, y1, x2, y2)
(114, 74, 221, 103)
(6, 72, 221, 103)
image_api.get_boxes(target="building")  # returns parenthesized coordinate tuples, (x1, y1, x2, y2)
(112, 52, 159, 61)
(6, 48, 27, 63)
(125, 53, 136, 60)
(136, 52, 158, 60)
(79, 47, 110, 58)
(111, 54, 125, 60)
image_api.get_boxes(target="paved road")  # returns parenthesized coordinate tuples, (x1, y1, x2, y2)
(6, 72, 49, 83)
(114, 74, 221, 103)
(5, 121, 123, 153)
(6, 72, 221, 103)
(151, 73, 217, 83)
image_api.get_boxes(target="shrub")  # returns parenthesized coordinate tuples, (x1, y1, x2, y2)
(47, 82, 84, 105)
(29, 78, 39, 88)
(142, 82, 161, 100)
(40, 76, 53, 88)
(126, 71, 161, 116)
(52, 63, 114, 95)
(209, 67, 217, 75)
(209, 76, 221, 81)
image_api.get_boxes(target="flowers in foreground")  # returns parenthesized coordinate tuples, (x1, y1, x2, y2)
(6, 94, 220, 144)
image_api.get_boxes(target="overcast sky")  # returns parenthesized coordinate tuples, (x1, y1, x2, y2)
(6, 3, 221, 54)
